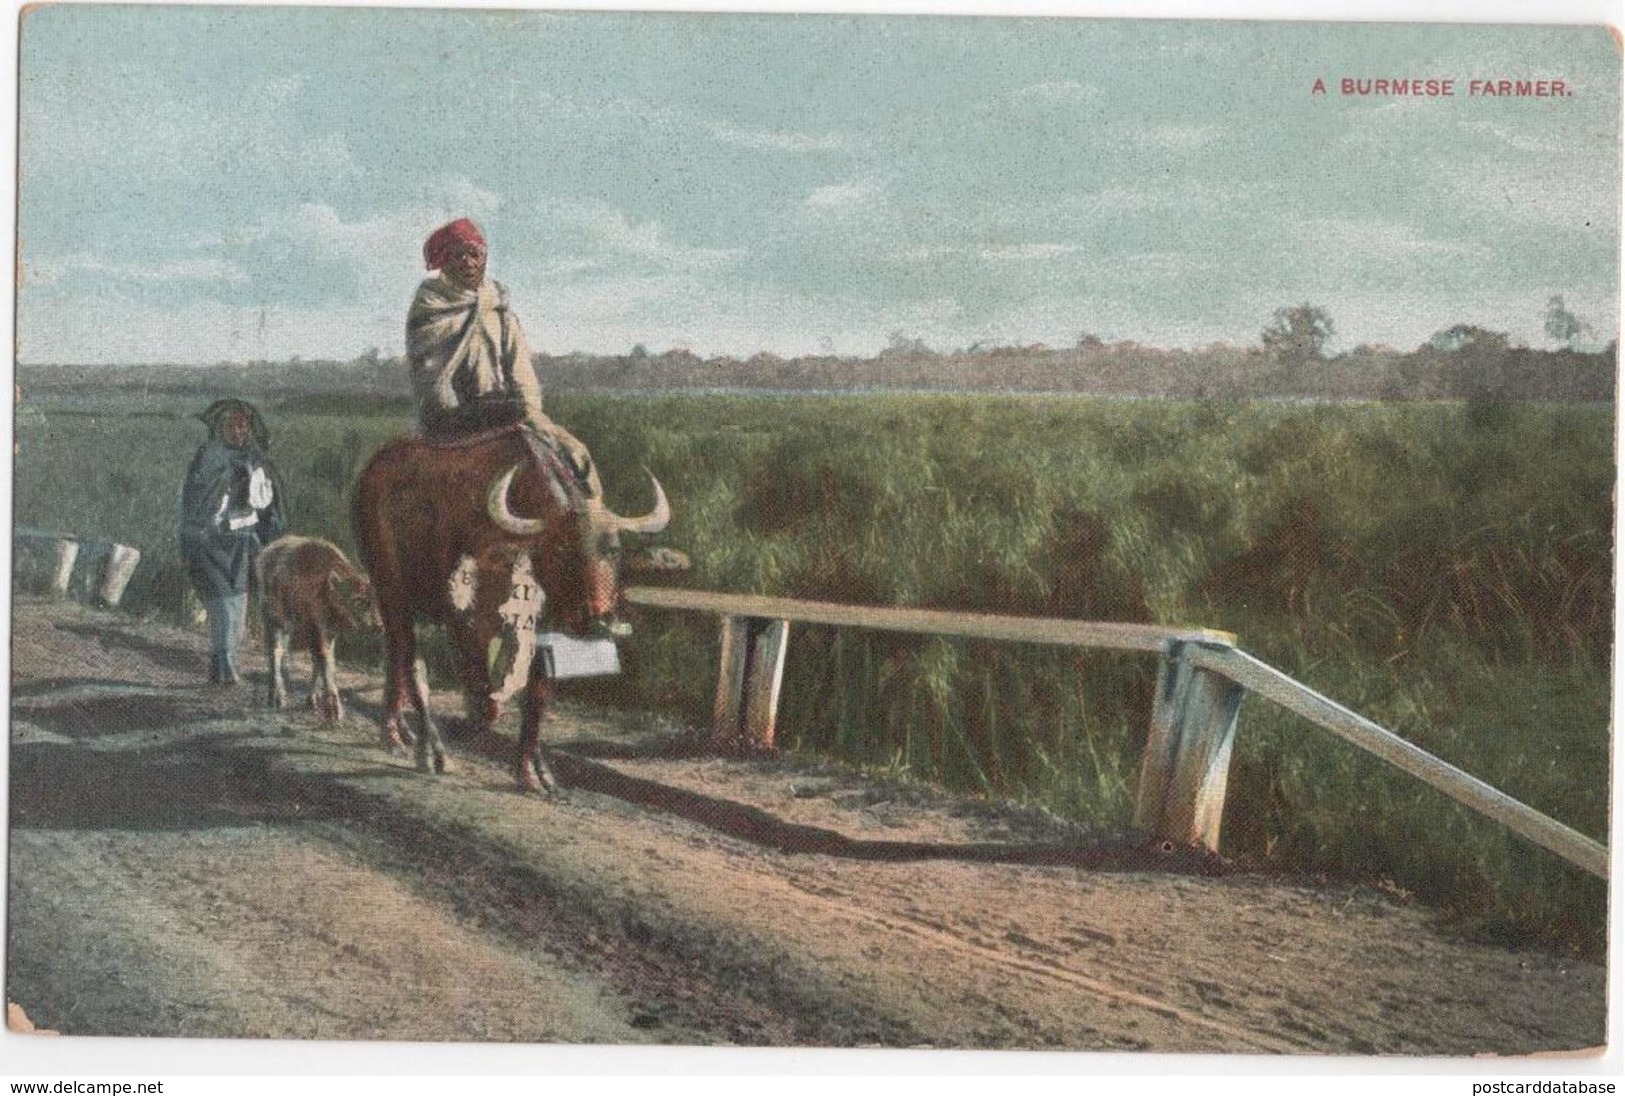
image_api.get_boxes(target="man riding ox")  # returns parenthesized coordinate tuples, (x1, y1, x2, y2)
(407, 217, 599, 493)
(354, 219, 680, 791)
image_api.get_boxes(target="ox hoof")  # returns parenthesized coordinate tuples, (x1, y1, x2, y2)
(515, 769, 556, 795)
(382, 720, 418, 747)
(517, 757, 560, 795)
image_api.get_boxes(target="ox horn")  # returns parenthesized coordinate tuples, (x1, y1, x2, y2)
(609, 471, 671, 535)
(487, 463, 565, 536)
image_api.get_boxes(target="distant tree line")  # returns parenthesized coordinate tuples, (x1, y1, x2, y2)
(532, 295, 1614, 402)
(18, 299, 1615, 405)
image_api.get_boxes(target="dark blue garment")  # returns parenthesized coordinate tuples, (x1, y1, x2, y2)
(177, 441, 286, 599)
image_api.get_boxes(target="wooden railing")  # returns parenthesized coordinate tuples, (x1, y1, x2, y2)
(624, 586, 1609, 881)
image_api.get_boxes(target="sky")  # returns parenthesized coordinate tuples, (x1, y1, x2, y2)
(15, 5, 1622, 364)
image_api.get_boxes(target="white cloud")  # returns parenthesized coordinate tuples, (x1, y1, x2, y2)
(538, 92, 850, 155)
(242, 179, 505, 290)
(980, 243, 1085, 262)
(565, 206, 741, 270)
(516, 271, 979, 360)
(1048, 179, 1267, 223)
(883, 240, 1090, 268)
(443, 179, 504, 219)
(17, 180, 508, 320)
(1448, 160, 1618, 233)
(805, 178, 884, 211)
(1336, 98, 1617, 236)
(23, 72, 359, 188)
(23, 254, 250, 289)
(706, 122, 849, 152)
(1091, 186, 1162, 214)
(1459, 118, 1568, 156)
(1114, 250, 1201, 279)
(17, 293, 402, 365)
(883, 244, 962, 264)
(1009, 81, 1101, 105)
(541, 258, 603, 278)
(1337, 96, 1489, 160)
(278, 203, 402, 258)
(1154, 37, 1231, 61)
(263, 75, 309, 106)
(1137, 125, 1223, 150)
(290, 133, 358, 177)
(535, 272, 703, 333)
(1286, 215, 1478, 259)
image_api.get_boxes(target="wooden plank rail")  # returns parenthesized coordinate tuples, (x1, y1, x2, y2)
(626, 587, 1234, 652)
(622, 585, 1609, 880)
(1189, 645, 1610, 881)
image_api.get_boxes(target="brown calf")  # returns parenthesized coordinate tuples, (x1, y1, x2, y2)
(256, 535, 380, 721)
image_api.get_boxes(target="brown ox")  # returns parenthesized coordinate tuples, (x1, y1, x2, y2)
(256, 535, 381, 721)
(351, 425, 669, 790)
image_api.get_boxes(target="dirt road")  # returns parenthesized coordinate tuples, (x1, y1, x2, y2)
(5, 599, 1606, 1054)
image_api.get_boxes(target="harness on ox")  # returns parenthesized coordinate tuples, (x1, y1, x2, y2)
(420, 420, 595, 506)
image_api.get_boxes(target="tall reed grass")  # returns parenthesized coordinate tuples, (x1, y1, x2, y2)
(14, 390, 1612, 954)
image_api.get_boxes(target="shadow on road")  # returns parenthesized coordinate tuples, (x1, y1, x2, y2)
(14, 690, 213, 739)
(436, 719, 1230, 876)
(8, 733, 393, 832)
(13, 659, 1225, 876)
(56, 622, 209, 679)
(549, 749, 1232, 875)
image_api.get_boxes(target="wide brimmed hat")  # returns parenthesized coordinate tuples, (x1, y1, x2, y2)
(197, 398, 271, 450)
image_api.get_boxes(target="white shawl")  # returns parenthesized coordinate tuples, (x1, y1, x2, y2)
(406, 275, 543, 418)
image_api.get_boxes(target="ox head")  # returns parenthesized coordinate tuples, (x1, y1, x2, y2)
(484, 456, 670, 637)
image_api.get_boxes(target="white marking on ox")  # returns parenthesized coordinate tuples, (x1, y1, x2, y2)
(488, 554, 545, 702)
(448, 554, 478, 613)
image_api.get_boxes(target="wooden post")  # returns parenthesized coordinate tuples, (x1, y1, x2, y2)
(1134, 639, 1244, 852)
(712, 615, 791, 751)
(49, 539, 79, 595)
(713, 615, 749, 744)
(97, 544, 143, 608)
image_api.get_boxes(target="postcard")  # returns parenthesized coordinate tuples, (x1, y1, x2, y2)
(7, 3, 1618, 1066)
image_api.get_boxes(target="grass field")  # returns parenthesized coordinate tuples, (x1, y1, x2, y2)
(13, 388, 1613, 955)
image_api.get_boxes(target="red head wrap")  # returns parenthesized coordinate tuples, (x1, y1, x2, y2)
(423, 218, 486, 271)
